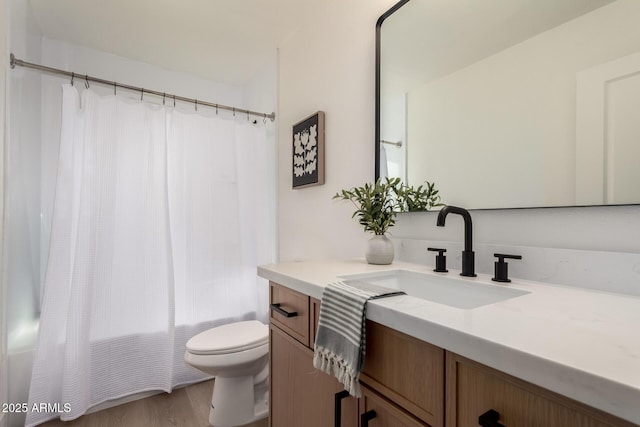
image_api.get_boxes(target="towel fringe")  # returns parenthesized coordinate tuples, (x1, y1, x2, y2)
(313, 345, 361, 397)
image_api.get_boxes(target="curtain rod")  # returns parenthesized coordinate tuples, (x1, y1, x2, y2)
(9, 53, 275, 122)
(381, 139, 402, 147)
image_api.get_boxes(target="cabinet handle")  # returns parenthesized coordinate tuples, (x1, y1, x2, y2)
(269, 303, 298, 318)
(361, 410, 376, 426)
(479, 409, 506, 427)
(334, 390, 350, 427)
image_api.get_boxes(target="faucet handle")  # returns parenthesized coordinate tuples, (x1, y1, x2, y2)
(428, 247, 448, 273)
(492, 253, 522, 283)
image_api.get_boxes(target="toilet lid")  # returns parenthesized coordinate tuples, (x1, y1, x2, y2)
(186, 320, 268, 355)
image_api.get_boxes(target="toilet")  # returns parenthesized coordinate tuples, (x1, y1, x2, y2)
(184, 320, 269, 427)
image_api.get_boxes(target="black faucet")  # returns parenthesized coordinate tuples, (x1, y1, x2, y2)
(436, 206, 476, 277)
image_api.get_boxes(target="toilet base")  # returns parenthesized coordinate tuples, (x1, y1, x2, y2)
(209, 376, 268, 427)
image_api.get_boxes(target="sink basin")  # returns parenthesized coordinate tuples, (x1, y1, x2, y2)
(340, 269, 530, 309)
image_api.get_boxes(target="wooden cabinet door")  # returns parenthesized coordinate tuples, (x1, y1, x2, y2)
(446, 352, 636, 427)
(359, 385, 429, 427)
(270, 325, 358, 427)
(361, 321, 444, 426)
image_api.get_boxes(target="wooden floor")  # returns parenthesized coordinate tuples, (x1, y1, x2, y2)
(41, 380, 268, 427)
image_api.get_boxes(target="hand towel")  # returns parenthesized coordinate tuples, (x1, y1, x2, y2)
(312, 280, 405, 397)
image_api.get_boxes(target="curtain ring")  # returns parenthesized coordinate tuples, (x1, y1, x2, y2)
(113, 81, 117, 95)
(173, 94, 176, 107)
(215, 104, 218, 115)
(195, 100, 198, 111)
(140, 88, 144, 101)
(247, 111, 250, 121)
(85, 75, 90, 89)
(233, 107, 235, 117)
(71, 72, 75, 86)
(163, 93, 166, 105)
(263, 113, 267, 124)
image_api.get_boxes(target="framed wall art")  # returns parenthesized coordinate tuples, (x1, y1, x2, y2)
(292, 111, 325, 189)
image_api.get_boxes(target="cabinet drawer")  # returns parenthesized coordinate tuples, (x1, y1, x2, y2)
(269, 282, 310, 346)
(361, 321, 444, 427)
(446, 352, 637, 427)
(360, 385, 429, 426)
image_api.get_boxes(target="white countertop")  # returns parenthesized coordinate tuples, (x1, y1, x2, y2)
(258, 259, 640, 425)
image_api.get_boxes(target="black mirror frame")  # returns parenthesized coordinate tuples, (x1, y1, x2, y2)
(375, 0, 410, 182)
(374, 0, 639, 210)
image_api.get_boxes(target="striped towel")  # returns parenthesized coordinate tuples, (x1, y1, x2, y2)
(312, 280, 405, 397)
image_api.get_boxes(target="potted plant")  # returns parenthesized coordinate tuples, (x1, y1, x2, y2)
(333, 177, 401, 264)
(334, 178, 443, 265)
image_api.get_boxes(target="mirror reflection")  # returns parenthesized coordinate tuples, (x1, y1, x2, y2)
(378, 0, 640, 209)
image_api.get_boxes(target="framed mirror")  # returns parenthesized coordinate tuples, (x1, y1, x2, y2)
(376, 0, 640, 210)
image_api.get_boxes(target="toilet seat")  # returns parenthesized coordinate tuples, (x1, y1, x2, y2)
(186, 320, 268, 355)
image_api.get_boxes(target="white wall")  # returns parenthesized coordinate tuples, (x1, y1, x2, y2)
(278, 0, 400, 261)
(277, 1, 640, 295)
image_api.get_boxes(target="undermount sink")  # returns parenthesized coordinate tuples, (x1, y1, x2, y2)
(340, 269, 530, 309)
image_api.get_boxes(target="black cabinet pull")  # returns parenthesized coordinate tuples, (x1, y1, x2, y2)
(334, 390, 350, 427)
(269, 303, 298, 318)
(361, 410, 376, 426)
(479, 409, 506, 427)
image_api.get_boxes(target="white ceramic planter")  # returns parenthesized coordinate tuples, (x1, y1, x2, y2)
(365, 235, 394, 265)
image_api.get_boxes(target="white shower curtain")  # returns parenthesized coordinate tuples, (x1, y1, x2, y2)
(26, 86, 271, 425)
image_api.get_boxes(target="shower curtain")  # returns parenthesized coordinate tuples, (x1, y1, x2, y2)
(25, 85, 271, 425)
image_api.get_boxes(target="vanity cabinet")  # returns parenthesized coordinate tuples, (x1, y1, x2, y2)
(269, 283, 358, 427)
(269, 281, 444, 427)
(270, 281, 637, 427)
(445, 353, 637, 427)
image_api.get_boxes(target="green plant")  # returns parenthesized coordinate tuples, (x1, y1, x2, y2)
(333, 178, 445, 235)
(333, 177, 402, 235)
(395, 180, 444, 212)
